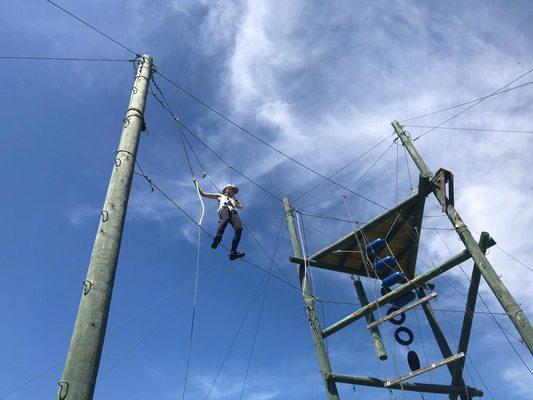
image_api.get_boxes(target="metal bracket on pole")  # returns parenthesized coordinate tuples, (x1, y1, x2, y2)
(432, 168, 454, 211)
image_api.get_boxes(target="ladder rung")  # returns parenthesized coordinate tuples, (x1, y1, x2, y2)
(385, 352, 465, 387)
(367, 292, 437, 329)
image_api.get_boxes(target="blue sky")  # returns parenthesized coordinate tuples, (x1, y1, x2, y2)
(1, 1, 532, 399)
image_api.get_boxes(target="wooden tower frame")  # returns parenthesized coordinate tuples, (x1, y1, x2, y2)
(283, 121, 533, 399)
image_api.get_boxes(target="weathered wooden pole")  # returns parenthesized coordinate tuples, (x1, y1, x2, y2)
(57, 55, 153, 400)
(392, 120, 533, 354)
(449, 232, 492, 400)
(353, 279, 388, 360)
(283, 197, 340, 400)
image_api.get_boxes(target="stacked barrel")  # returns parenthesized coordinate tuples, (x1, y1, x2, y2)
(365, 238, 421, 372)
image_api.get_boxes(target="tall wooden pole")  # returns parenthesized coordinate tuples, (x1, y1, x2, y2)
(57, 55, 153, 400)
(283, 197, 340, 400)
(392, 120, 533, 354)
(449, 232, 491, 400)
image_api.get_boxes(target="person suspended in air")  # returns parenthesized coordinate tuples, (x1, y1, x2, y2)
(193, 178, 245, 260)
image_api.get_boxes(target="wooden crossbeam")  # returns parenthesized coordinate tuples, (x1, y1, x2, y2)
(329, 373, 483, 397)
(384, 353, 465, 387)
(367, 292, 437, 329)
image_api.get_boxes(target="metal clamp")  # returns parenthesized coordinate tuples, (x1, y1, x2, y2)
(101, 211, 109, 222)
(57, 380, 69, 400)
(83, 280, 93, 295)
(115, 149, 134, 158)
(432, 168, 454, 211)
(123, 107, 144, 129)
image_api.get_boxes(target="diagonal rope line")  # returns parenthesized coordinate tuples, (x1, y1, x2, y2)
(348, 140, 395, 190)
(404, 125, 533, 134)
(401, 80, 533, 123)
(0, 362, 63, 400)
(238, 221, 284, 399)
(132, 162, 304, 295)
(412, 67, 533, 141)
(155, 70, 389, 211)
(180, 226, 203, 400)
(203, 274, 273, 400)
(292, 133, 396, 203)
(0, 56, 134, 62)
(42, 0, 139, 56)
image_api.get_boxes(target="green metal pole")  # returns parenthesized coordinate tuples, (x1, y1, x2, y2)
(57, 55, 153, 400)
(353, 279, 388, 360)
(283, 197, 340, 400)
(392, 120, 533, 354)
(449, 232, 491, 400)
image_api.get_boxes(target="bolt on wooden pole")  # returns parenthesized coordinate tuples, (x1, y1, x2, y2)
(57, 55, 153, 400)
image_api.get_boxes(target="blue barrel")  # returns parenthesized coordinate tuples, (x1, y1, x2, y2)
(381, 271, 406, 288)
(365, 238, 386, 256)
(393, 290, 416, 307)
(373, 256, 396, 273)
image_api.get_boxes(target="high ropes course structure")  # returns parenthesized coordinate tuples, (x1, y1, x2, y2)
(2, 2, 533, 400)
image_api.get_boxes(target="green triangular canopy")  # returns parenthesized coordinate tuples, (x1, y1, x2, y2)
(308, 193, 426, 280)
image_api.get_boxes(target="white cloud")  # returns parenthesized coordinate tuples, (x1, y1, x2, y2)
(67, 203, 99, 226)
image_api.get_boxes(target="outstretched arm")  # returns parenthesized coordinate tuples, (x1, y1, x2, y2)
(193, 178, 220, 200)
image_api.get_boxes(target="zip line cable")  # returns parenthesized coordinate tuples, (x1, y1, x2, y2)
(0, 362, 63, 400)
(297, 138, 398, 211)
(347, 140, 395, 190)
(42, 0, 139, 56)
(0, 56, 134, 62)
(404, 125, 533, 134)
(203, 274, 267, 400)
(1, 257, 229, 399)
(132, 162, 304, 295)
(412, 67, 533, 141)
(298, 211, 454, 231)
(242, 220, 293, 287)
(205, 224, 286, 400)
(292, 133, 396, 203)
(149, 76, 286, 204)
(238, 220, 284, 400)
(180, 188, 205, 400)
(97, 311, 176, 382)
(435, 233, 533, 374)
(155, 70, 390, 211)
(178, 120, 285, 204)
(401, 80, 533, 123)
(468, 227, 533, 273)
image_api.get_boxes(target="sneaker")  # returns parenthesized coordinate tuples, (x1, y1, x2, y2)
(229, 251, 245, 261)
(211, 235, 222, 249)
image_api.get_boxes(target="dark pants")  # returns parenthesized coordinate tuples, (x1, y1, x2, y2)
(216, 207, 243, 252)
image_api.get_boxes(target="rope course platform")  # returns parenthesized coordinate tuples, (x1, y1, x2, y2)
(294, 191, 426, 280)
